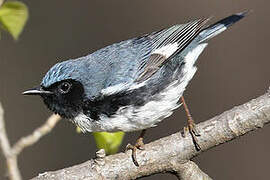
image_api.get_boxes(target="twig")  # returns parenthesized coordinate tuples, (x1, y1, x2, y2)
(30, 90, 270, 180)
(0, 0, 3, 7)
(12, 114, 61, 156)
(0, 102, 61, 180)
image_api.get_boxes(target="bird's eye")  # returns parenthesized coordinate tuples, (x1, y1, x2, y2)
(59, 82, 72, 94)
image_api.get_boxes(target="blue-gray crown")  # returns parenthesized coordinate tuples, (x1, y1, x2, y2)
(41, 55, 109, 99)
(40, 38, 146, 99)
(41, 60, 76, 87)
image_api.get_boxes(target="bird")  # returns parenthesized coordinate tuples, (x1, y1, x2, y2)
(23, 11, 247, 166)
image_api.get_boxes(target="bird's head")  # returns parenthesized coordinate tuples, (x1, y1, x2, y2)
(23, 61, 86, 119)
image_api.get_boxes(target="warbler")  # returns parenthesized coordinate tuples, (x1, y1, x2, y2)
(23, 12, 247, 166)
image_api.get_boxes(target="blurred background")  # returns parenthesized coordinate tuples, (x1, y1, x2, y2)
(0, 0, 269, 179)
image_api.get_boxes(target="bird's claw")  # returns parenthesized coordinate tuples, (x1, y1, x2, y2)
(188, 121, 201, 137)
(183, 121, 201, 151)
(125, 137, 145, 166)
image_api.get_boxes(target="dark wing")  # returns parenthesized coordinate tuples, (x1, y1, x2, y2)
(136, 18, 209, 83)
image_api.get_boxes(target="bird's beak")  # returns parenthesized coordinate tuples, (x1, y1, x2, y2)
(22, 86, 53, 95)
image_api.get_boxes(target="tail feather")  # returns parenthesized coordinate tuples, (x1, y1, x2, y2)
(197, 11, 248, 43)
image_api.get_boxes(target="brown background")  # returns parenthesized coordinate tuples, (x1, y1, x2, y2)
(0, 0, 269, 179)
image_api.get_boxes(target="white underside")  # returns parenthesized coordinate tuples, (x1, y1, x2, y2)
(74, 43, 208, 132)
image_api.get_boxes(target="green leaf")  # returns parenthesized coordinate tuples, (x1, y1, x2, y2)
(76, 126, 82, 133)
(0, 1, 28, 40)
(93, 131, 125, 155)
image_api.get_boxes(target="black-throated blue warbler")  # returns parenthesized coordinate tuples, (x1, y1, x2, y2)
(23, 12, 247, 166)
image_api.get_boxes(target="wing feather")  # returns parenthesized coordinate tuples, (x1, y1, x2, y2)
(136, 18, 209, 83)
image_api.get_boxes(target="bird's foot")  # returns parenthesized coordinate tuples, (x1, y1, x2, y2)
(181, 96, 201, 151)
(125, 137, 145, 166)
(183, 121, 201, 151)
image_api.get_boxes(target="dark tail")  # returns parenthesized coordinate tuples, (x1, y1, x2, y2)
(198, 11, 248, 43)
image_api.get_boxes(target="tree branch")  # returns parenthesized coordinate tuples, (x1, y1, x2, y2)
(31, 90, 270, 180)
(0, 103, 21, 180)
(0, 102, 61, 180)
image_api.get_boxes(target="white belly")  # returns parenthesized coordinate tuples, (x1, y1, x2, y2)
(99, 80, 186, 132)
(74, 80, 184, 132)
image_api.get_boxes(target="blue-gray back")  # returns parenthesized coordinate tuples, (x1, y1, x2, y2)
(41, 12, 246, 100)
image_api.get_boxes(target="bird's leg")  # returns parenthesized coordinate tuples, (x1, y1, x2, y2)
(125, 129, 146, 166)
(181, 96, 201, 151)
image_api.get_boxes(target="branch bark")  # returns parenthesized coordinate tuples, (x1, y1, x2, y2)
(31, 90, 270, 180)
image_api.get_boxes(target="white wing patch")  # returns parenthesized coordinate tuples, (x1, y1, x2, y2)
(136, 19, 209, 83)
(101, 83, 128, 96)
(101, 81, 146, 96)
(152, 42, 179, 58)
